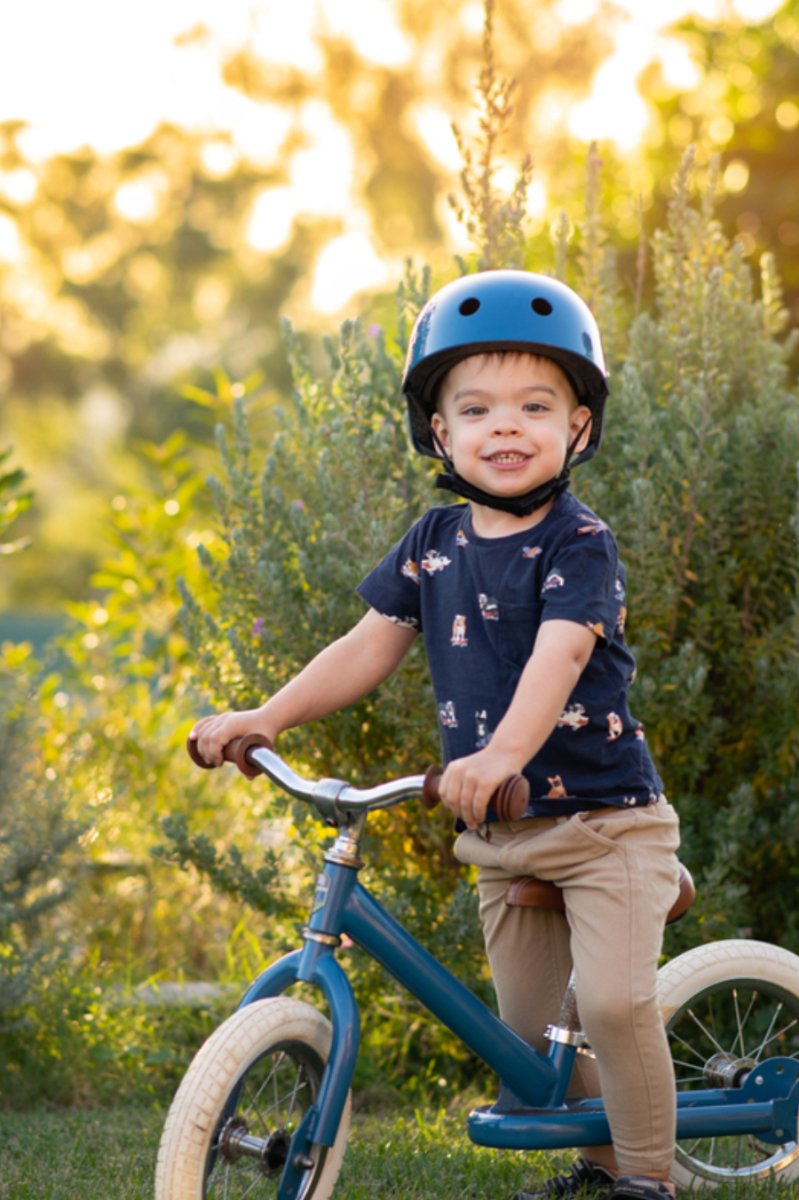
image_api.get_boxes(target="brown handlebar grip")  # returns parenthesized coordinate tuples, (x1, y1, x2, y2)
(186, 733, 274, 780)
(491, 775, 530, 822)
(421, 764, 529, 821)
(421, 765, 444, 809)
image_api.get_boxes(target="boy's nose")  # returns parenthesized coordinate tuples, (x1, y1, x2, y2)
(490, 412, 521, 435)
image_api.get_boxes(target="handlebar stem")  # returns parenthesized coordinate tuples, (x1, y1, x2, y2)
(312, 779, 355, 824)
(325, 814, 367, 868)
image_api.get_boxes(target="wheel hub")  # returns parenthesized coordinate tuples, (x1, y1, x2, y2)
(217, 1116, 291, 1173)
(704, 1052, 756, 1089)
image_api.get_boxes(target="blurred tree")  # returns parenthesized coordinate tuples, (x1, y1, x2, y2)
(221, 0, 613, 256)
(640, 0, 799, 334)
(0, 446, 31, 555)
(0, 121, 314, 607)
(0, 1, 613, 614)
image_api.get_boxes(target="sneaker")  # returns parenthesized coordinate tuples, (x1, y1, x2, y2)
(611, 1178, 675, 1200)
(511, 1157, 616, 1199)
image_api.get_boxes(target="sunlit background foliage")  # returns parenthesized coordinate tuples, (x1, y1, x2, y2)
(2, 0, 798, 615)
(0, 0, 798, 1107)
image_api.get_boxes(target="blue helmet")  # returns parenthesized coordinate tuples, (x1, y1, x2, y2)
(402, 270, 608, 468)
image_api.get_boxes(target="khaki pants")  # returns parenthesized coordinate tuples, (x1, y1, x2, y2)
(455, 802, 681, 1178)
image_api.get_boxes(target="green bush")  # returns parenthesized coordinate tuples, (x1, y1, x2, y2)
(161, 116, 799, 1104)
(0, 647, 87, 1016)
(0, 957, 228, 1107)
(175, 153, 799, 969)
(580, 153, 799, 948)
(8, 14, 797, 1105)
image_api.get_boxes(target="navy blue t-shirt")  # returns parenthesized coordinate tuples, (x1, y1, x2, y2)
(357, 492, 663, 818)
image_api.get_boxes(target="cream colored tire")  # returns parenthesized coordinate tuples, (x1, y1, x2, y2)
(658, 939, 799, 1190)
(155, 997, 351, 1200)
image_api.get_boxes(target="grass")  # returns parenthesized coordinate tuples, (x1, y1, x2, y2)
(0, 1107, 160, 1200)
(0, 1102, 794, 1198)
(0, 1102, 549, 1199)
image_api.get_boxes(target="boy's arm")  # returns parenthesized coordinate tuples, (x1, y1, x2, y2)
(437, 619, 596, 829)
(191, 608, 417, 766)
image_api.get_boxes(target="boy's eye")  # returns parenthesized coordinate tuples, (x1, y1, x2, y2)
(523, 401, 547, 413)
(460, 404, 487, 416)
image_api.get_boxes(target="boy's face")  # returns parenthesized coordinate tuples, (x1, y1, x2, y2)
(431, 352, 592, 507)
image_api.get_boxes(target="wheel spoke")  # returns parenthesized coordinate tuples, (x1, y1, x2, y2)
(731, 987, 745, 1057)
(679, 1005, 728, 1058)
(666, 968, 799, 1187)
(286, 1062, 307, 1115)
(748, 1005, 799, 1062)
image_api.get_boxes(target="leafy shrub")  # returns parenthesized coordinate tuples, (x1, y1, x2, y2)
(0, 647, 86, 1016)
(0, 446, 32, 555)
(0, 956, 228, 1107)
(580, 153, 799, 948)
(165, 134, 799, 1103)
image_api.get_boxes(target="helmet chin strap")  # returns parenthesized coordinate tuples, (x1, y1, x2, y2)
(430, 419, 588, 519)
(434, 467, 570, 516)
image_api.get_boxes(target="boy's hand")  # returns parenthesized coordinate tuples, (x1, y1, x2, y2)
(190, 710, 277, 768)
(437, 746, 525, 830)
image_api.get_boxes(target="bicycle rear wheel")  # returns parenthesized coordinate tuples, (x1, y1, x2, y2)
(658, 939, 799, 1189)
(155, 997, 351, 1200)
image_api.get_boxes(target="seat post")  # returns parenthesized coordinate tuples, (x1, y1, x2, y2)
(545, 969, 587, 1048)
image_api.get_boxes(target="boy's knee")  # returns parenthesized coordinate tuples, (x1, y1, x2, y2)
(579, 984, 660, 1048)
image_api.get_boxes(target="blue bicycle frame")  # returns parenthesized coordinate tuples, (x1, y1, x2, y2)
(237, 852, 799, 1156)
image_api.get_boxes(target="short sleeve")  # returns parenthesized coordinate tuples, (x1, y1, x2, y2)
(356, 519, 426, 631)
(539, 521, 624, 644)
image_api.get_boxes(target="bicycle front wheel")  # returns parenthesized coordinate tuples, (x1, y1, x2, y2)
(155, 997, 351, 1200)
(658, 939, 799, 1190)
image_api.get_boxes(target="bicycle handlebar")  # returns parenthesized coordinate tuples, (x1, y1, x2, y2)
(187, 732, 274, 779)
(187, 735, 529, 821)
(420, 765, 529, 822)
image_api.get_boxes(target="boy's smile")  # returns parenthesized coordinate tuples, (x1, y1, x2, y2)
(431, 352, 592, 529)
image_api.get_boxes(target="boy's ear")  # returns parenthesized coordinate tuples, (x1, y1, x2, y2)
(570, 405, 593, 454)
(430, 411, 450, 456)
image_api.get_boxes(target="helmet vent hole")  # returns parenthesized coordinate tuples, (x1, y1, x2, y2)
(459, 298, 480, 316)
(582, 333, 593, 354)
(531, 298, 553, 316)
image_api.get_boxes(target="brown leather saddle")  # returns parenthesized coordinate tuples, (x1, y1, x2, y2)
(505, 862, 696, 925)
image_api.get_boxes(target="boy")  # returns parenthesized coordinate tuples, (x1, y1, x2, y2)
(191, 270, 681, 1200)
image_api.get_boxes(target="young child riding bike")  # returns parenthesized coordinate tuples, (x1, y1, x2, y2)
(191, 270, 682, 1200)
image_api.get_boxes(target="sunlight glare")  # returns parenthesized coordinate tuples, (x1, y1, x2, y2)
(311, 232, 389, 313)
(568, 40, 651, 151)
(555, 0, 600, 23)
(723, 159, 750, 192)
(0, 168, 37, 206)
(526, 179, 548, 221)
(245, 0, 321, 71)
(776, 101, 799, 130)
(319, 0, 411, 67)
(113, 175, 167, 224)
(410, 106, 462, 171)
(200, 141, 239, 179)
(564, 0, 778, 148)
(460, 4, 487, 35)
(732, 0, 783, 19)
(0, 215, 23, 265)
(246, 188, 296, 253)
(657, 39, 702, 90)
(0, 0, 790, 319)
(291, 101, 354, 216)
